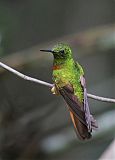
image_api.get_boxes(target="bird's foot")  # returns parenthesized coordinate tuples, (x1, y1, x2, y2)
(51, 85, 60, 95)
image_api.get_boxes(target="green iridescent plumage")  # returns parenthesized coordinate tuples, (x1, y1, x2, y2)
(40, 43, 97, 140)
(52, 43, 84, 102)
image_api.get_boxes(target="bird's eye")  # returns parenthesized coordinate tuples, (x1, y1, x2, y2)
(60, 50, 64, 54)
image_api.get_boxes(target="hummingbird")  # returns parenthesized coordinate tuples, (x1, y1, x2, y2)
(40, 43, 98, 140)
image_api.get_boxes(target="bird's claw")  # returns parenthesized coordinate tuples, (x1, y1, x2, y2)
(51, 85, 60, 95)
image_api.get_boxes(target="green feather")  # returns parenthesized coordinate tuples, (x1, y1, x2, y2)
(52, 43, 84, 102)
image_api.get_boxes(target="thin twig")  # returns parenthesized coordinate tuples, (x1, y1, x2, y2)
(0, 62, 53, 88)
(0, 61, 115, 103)
(87, 94, 115, 103)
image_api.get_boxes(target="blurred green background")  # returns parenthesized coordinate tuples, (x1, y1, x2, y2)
(0, 0, 115, 160)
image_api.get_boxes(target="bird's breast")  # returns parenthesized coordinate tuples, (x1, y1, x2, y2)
(53, 68, 74, 87)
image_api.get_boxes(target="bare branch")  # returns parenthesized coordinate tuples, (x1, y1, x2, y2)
(87, 93, 115, 103)
(0, 61, 115, 103)
(0, 62, 53, 88)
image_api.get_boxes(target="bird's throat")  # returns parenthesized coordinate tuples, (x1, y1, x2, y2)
(53, 59, 64, 70)
(52, 65, 62, 70)
(52, 58, 74, 70)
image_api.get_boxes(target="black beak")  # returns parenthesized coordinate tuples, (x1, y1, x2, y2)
(40, 49, 55, 53)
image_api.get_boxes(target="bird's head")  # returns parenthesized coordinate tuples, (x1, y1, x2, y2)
(40, 43, 72, 60)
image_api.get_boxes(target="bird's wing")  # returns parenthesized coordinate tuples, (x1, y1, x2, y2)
(59, 84, 86, 126)
(58, 84, 92, 139)
(80, 75, 98, 131)
(75, 62, 98, 130)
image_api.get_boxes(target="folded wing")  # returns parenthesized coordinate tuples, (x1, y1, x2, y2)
(58, 84, 92, 140)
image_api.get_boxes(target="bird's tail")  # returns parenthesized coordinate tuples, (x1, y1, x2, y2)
(69, 110, 92, 140)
